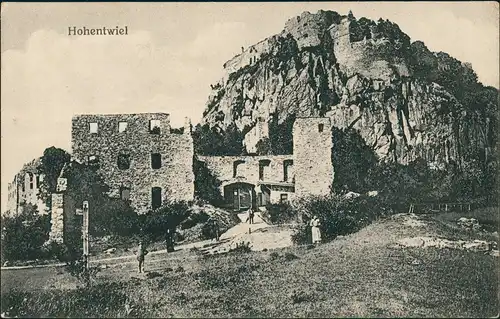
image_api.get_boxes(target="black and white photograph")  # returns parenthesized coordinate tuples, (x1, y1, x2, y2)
(1, 2, 498, 317)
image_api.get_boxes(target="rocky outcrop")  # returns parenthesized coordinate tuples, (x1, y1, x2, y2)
(201, 10, 497, 165)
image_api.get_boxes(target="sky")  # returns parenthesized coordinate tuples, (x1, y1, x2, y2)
(1, 2, 499, 212)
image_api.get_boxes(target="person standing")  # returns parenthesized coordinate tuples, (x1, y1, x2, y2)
(213, 219, 220, 241)
(249, 208, 255, 224)
(310, 216, 322, 244)
(136, 241, 148, 273)
(166, 228, 174, 252)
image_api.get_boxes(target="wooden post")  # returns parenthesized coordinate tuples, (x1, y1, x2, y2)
(82, 201, 89, 270)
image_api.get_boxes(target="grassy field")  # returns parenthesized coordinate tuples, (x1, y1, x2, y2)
(1, 211, 498, 318)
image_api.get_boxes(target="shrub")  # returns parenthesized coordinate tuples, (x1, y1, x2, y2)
(1, 204, 51, 262)
(291, 194, 393, 244)
(269, 252, 280, 260)
(180, 211, 210, 230)
(193, 158, 224, 206)
(141, 201, 190, 242)
(262, 203, 296, 224)
(201, 221, 217, 240)
(291, 224, 311, 245)
(90, 199, 140, 237)
(284, 252, 299, 261)
(290, 290, 314, 304)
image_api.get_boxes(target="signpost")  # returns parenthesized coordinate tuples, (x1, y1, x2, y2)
(78, 201, 90, 270)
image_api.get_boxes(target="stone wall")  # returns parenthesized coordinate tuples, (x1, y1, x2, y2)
(49, 193, 64, 242)
(222, 36, 278, 80)
(198, 154, 294, 189)
(71, 113, 194, 213)
(293, 117, 334, 198)
(283, 11, 333, 50)
(330, 17, 410, 81)
(6, 158, 48, 216)
(48, 191, 78, 245)
(199, 154, 295, 207)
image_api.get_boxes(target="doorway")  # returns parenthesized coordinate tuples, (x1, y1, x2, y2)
(223, 183, 255, 211)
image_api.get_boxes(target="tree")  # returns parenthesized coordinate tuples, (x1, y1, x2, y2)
(62, 162, 141, 237)
(255, 137, 272, 155)
(192, 123, 245, 156)
(37, 147, 71, 205)
(331, 127, 378, 193)
(1, 203, 50, 262)
(64, 162, 110, 209)
(193, 157, 224, 206)
(268, 113, 295, 155)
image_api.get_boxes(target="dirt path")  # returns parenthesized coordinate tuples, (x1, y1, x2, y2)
(0, 211, 293, 270)
(202, 211, 294, 253)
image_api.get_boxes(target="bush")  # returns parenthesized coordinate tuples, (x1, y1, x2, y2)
(201, 220, 218, 240)
(261, 203, 296, 224)
(1, 204, 51, 263)
(141, 201, 190, 242)
(180, 211, 210, 230)
(90, 199, 140, 237)
(291, 194, 393, 244)
(193, 158, 224, 206)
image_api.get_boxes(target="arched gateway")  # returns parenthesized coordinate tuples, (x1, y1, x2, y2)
(223, 182, 256, 211)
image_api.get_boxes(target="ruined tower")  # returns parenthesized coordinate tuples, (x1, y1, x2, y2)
(293, 117, 334, 198)
(71, 112, 194, 214)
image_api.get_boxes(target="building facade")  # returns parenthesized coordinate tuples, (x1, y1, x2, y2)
(199, 117, 334, 210)
(6, 158, 48, 216)
(71, 113, 195, 213)
(7, 114, 333, 220)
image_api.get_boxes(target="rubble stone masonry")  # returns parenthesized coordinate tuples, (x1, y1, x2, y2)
(293, 117, 334, 198)
(71, 113, 194, 213)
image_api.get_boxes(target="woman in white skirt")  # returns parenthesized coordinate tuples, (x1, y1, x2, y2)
(310, 215, 322, 244)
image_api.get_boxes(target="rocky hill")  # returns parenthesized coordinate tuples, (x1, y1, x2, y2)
(200, 10, 498, 165)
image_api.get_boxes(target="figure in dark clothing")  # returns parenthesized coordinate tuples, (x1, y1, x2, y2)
(166, 228, 175, 252)
(246, 208, 255, 224)
(136, 241, 148, 273)
(208, 217, 220, 241)
(213, 219, 220, 241)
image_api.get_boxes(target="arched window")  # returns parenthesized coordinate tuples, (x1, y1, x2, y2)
(28, 173, 34, 190)
(233, 160, 245, 178)
(283, 160, 294, 182)
(259, 160, 271, 180)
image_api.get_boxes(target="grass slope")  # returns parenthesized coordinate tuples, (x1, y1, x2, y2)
(1, 212, 498, 318)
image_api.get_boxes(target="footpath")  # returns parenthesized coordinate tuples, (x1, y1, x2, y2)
(1, 211, 295, 271)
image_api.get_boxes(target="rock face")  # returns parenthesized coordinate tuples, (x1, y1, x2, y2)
(201, 10, 497, 164)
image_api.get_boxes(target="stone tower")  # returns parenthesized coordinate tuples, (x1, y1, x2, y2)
(293, 117, 334, 198)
